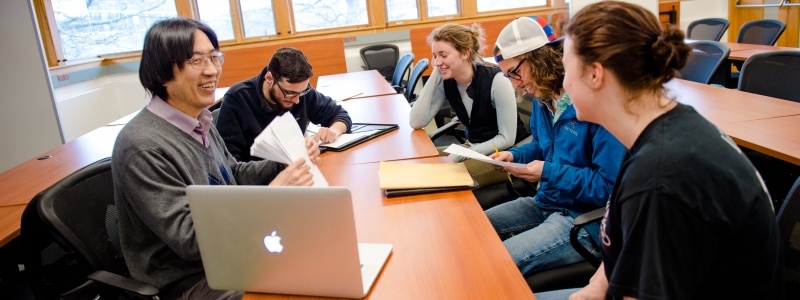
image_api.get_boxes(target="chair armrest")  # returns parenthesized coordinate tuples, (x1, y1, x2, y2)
(88, 270, 159, 297)
(392, 85, 403, 94)
(569, 207, 605, 268)
(429, 117, 461, 141)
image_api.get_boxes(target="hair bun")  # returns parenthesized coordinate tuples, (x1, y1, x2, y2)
(650, 26, 691, 84)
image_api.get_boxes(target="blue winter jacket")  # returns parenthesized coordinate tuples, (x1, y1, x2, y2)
(509, 96, 625, 215)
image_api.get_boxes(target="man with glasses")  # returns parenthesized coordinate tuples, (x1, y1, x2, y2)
(484, 16, 624, 279)
(216, 47, 352, 162)
(113, 18, 313, 299)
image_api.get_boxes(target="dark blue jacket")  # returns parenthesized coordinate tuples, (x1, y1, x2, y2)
(215, 66, 351, 162)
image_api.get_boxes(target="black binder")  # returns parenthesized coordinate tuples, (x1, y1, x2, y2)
(318, 123, 398, 152)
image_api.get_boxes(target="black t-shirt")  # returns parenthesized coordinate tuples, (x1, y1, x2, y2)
(601, 104, 783, 299)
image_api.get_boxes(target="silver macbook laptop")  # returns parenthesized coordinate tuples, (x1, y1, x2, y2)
(186, 185, 392, 298)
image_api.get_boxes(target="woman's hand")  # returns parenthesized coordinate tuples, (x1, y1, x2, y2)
(505, 160, 543, 182)
(490, 151, 514, 170)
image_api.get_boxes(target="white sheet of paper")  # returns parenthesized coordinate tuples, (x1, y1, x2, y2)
(250, 112, 328, 186)
(443, 144, 528, 169)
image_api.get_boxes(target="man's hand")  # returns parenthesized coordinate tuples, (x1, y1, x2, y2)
(269, 158, 313, 186)
(505, 160, 544, 182)
(315, 126, 342, 143)
(305, 136, 321, 163)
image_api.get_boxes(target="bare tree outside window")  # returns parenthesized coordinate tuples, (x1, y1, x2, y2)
(292, 0, 368, 32)
(428, 0, 459, 17)
(385, 0, 419, 22)
(477, 0, 546, 12)
(197, 0, 234, 41)
(51, 0, 177, 61)
(240, 0, 277, 38)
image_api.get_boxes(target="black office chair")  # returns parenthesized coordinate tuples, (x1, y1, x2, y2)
(738, 50, 800, 103)
(777, 176, 800, 296)
(729, 19, 787, 87)
(686, 18, 729, 41)
(391, 53, 415, 94)
(406, 58, 429, 104)
(21, 158, 159, 299)
(360, 44, 400, 82)
(210, 99, 223, 125)
(738, 19, 786, 46)
(679, 41, 730, 84)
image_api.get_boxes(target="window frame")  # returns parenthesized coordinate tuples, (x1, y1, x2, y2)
(34, 0, 563, 69)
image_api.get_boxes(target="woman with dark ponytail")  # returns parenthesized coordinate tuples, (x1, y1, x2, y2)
(539, 1, 784, 299)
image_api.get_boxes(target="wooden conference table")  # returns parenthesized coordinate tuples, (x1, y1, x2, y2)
(322, 94, 438, 165)
(729, 46, 800, 61)
(667, 79, 800, 125)
(0, 93, 435, 246)
(724, 115, 800, 166)
(316, 70, 397, 101)
(245, 156, 534, 300)
(684, 40, 797, 62)
(667, 79, 800, 165)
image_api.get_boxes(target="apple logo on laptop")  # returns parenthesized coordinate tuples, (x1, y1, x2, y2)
(263, 231, 284, 253)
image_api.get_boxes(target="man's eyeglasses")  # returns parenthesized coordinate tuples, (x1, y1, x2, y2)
(503, 60, 524, 81)
(187, 52, 224, 70)
(274, 81, 312, 99)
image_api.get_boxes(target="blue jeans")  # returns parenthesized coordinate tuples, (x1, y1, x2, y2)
(485, 196, 599, 276)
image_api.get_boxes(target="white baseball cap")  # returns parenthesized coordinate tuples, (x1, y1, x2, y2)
(494, 16, 559, 63)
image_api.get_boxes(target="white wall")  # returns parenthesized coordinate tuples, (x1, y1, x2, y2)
(0, 1, 63, 172)
(570, 0, 659, 17)
(54, 73, 148, 141)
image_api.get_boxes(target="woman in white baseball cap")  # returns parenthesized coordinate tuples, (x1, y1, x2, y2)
(486, 15, 625, 281)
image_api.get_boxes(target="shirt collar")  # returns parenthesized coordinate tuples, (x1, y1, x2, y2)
(146, 95, 213, 147)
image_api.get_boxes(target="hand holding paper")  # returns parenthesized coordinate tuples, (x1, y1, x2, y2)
(251, 112, 329, 186)
(443, 144, 527, 169)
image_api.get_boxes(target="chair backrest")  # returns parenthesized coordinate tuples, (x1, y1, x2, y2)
(737, 19, 786, 45)
(738, 51, 800, 103)
(776, 176, 800, 296)
(391, 53, 415, 87)
(687, 18, 730, 41)
(360, 44, 399, 82)
(405, 58, 429, 103)
(679, 41, 731, 84)
(21, 158, 126, 299)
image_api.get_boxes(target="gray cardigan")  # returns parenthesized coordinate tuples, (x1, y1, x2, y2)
(112, 109, 282, 296)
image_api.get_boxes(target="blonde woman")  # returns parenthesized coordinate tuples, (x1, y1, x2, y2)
(409, 23, 528, 187)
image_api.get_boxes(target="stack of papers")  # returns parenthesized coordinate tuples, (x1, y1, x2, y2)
(250, 112, 328, 186)
(378, 162, 476, 197)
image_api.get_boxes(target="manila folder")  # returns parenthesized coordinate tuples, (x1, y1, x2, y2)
(379, 161, 474, 190)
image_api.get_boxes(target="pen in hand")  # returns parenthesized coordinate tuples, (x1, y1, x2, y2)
(493, 143, 514, 185)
